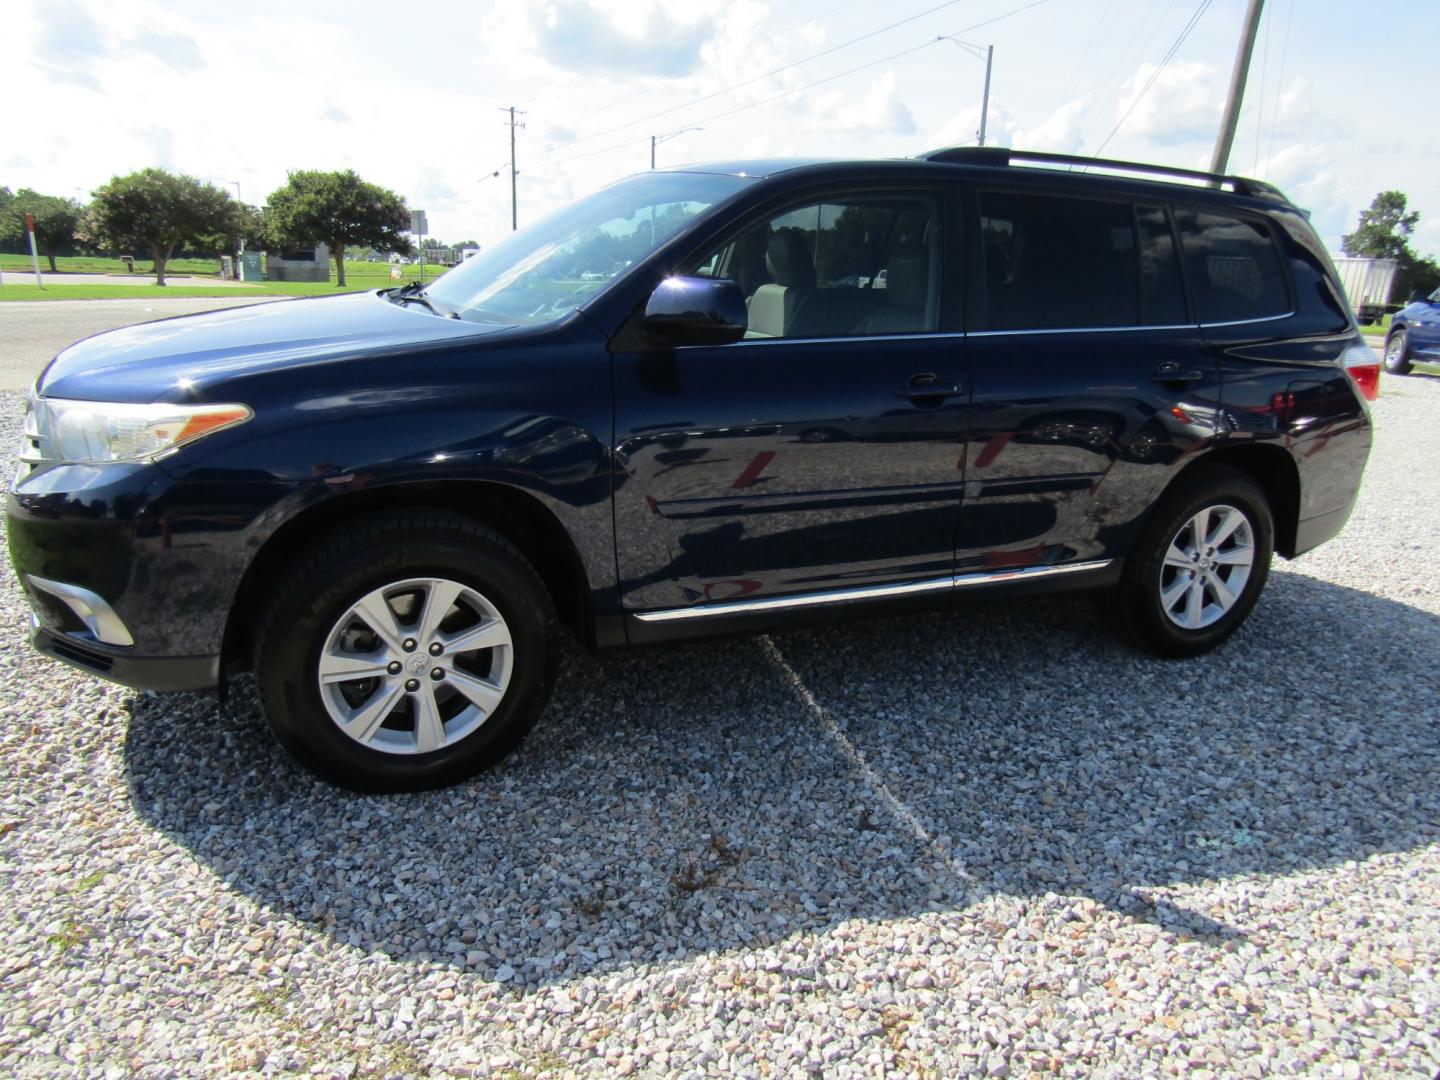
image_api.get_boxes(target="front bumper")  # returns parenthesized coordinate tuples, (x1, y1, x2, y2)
(8, 459, 240, 693)
(32, 621, 220, 692)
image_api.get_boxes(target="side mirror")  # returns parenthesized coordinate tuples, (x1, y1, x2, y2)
(643, 276, 747, 346)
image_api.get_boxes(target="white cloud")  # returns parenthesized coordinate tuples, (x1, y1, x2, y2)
(803, 72, 915, 137)
(4, 0, 1438, 257)
(1010, 98, 1088, 154)
(1115, 60, 1222, 145)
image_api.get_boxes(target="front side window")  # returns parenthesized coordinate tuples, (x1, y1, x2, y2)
(424, 171, 751, 325)
(689, 194, 943, 339)
(1174, 209, 1290, 324)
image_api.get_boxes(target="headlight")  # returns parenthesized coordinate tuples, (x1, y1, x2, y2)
(37, 398, 253, 465)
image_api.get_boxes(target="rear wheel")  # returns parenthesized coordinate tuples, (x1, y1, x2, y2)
(254, 511, 558, 791)
(1117, 466, 1274, 658)
(1384, 328, 1413, 375)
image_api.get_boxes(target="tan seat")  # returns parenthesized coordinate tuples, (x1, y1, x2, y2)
(746, 231, 818, 338)
(852, 255, 929, 334)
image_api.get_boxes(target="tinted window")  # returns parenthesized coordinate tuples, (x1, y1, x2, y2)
(690, 195, 942, 339)
(980, 193, 1137, 330)
(1175, 209, 1289, 323)
(1136, 205, 1186, 325)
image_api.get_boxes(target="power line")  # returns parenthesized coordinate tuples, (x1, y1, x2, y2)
(520, 0, 976, 167)
(1092, 0, 1213, 158)
(524, 0, 1054, 182)
(525, 0, 844, 129)
(1057, 0, 1124, 105)
(1251, 0, 1272, 173)
(1068, 0, 1178, 141)
(1262, 0, 1294, 177)
(525, 0, 1052, 178)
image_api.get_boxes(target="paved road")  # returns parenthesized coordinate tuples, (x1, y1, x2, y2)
(0, 296, 287, 391)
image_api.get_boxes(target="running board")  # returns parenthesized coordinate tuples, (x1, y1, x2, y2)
(631, 560, 1114, 623)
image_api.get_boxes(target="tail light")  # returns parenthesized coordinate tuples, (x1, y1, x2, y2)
(1340, 344, 1381, 402)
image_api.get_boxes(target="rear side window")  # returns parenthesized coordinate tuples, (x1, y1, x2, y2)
(1175, 209, 1290, 323)
(980, 192, 1138, 330)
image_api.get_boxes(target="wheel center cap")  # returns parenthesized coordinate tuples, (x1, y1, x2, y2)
(407, 655, 429, 675)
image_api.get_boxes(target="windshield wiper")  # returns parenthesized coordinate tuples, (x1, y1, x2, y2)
(389, 283, 458, 318)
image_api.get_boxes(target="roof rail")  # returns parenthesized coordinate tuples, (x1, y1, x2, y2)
(916, 147, 1286, 201)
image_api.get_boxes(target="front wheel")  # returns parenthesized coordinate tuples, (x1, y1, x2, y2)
(1384, 328, 1413, 375)
(253, 511, 558, 792)
(1117, 466, 1274, 658)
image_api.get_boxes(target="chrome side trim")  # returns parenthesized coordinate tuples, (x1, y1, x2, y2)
(689, 330, 965, 348)
(950, 559, 1111, 588)
(676, 312, 1293, 347)
(968, 324, 1194, 338)
(1197, 310, 1295, 328)
(631, 559, 1113, 623)
(26, 576, 135, 647)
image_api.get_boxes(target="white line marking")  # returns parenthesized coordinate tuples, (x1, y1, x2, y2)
(758, 635, 975, 894)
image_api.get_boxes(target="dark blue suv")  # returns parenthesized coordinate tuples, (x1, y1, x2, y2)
(8, 148, 1377, 790)
(1384, 286, 1440, 374)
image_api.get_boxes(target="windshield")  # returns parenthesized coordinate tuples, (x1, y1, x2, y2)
(423, 171, 752, 325)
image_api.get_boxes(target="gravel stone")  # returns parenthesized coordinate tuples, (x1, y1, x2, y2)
(0, 376, 1437, 1077)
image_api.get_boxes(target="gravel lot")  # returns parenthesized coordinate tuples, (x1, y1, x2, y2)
(0, 376, 1437, 1077)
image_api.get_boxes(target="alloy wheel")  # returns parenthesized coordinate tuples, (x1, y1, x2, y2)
(1157, 504, 1255, 630)
(316, 577, 513, 755)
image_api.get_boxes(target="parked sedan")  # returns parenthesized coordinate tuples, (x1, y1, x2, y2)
(1384, 286, 1440, 374)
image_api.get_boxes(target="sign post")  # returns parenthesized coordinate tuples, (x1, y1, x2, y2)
(410, 210, 428, 285)
(25, 213, 43, 287)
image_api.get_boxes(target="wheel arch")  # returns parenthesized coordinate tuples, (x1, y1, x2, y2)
(1174, 442, 1302, 557)
(222, 480, 596, 675)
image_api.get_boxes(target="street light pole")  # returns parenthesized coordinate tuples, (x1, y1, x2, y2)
(232, 182, 244, 254)
(650, 127, 702, 170)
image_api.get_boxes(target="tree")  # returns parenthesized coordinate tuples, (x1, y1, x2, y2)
(1342, 191, 1440, 301)
(0, 187, 15, 250)
(1342, 191, 1418, 261)
(6, 189, 85, 272)
(265, 170, 411, 287)
(195, 201, 266, 262)
(78, 169, 234, 285)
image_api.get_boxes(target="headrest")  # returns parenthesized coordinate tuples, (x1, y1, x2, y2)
(765, 230, 816, 289)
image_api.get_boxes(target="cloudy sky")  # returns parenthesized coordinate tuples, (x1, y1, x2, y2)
(7, 0, 1438, 257)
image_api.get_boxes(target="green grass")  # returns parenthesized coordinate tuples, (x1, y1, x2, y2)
(0, 253, 450, 301)
(0, 254, 227, 276)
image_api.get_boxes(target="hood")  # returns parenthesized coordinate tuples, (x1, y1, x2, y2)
(38, 291, 517, 402)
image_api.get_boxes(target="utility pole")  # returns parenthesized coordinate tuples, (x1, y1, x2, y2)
(1209, 0, 1265, 176)
(977, 44, 994, 147)
(500, 106, 526, 231)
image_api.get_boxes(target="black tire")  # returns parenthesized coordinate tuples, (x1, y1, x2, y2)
(253, 510, 558, 792)
(1116, 465, 1274, 658)
(1384, 328, 1413, 375)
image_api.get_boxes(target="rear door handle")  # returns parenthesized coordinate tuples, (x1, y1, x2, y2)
(897, 383, 964, 401)
(1151, 362, 1205, 385)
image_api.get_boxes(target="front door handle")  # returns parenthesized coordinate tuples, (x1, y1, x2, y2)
(1151, 362, 1205, 385)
